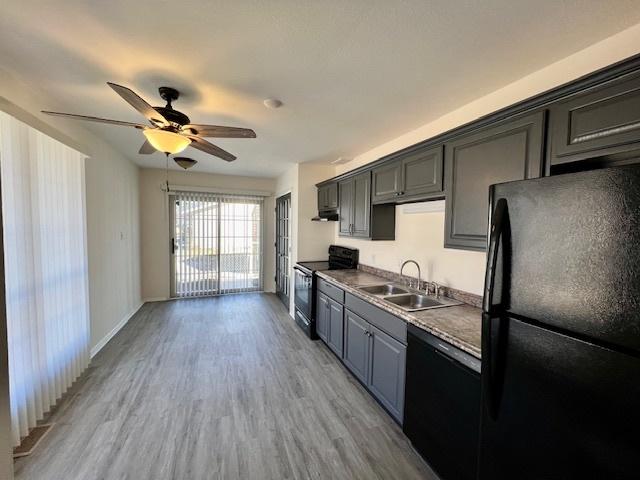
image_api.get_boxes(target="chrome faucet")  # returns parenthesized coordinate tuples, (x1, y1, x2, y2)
(432, 281, 441, 298)
(400, 260, 421, 289)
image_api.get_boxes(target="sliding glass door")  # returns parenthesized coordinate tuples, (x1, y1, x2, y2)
(170, 191, 263, 297)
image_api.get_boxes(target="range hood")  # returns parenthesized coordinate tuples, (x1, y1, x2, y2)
(311, 210, 339, 222)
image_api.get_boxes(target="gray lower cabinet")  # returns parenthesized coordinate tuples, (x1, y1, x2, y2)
(327, 300, 344, 357)
(343, 309, 370, 384)
(343, 307, 407, 423)
(316, 291, 329, 342)
(444, 111, 545, 251)
(317, 290, 344, 357)
(368, 324, 406, 421)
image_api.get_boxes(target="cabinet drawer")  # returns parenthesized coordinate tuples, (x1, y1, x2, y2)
(317, 277, 345, 304)
(550, 73, 640, 164)
(345, 293, 406, 344)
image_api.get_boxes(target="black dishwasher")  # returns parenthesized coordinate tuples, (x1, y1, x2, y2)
(403, 324, 481, 480)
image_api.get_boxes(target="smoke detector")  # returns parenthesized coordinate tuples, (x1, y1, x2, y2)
(263, 98, 283, 109)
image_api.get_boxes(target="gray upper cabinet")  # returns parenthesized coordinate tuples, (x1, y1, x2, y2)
(549, 73, 640, 166)
(371, 160, 402, 203)
(444, 111, 545, 251)
(368, 324, 406, 422)
(351, 173, 371, 237)
(343, 309, 370, 384)
(372, 146, 444, 204)
(339, 172, 395, 240)
(317, 182, 338, 212)
(338, 178, 353, 235)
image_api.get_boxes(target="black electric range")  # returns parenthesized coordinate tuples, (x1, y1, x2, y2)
(293, 245, 358, 338)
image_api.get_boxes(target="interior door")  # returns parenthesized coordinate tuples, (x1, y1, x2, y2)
(480, 314, 640, 480)
(275, 193, 291, 307)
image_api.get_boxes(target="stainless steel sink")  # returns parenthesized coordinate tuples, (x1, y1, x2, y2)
(358, 283, 462, 312)
(385, 294, 442, 309)
(359, 284, 409, 296)
(383, 293, 463, 312)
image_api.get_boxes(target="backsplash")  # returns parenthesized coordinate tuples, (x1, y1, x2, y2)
(358, 263, 483, 309)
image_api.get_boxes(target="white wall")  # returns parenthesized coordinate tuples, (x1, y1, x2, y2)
(330, 23, 640, 296)
(297, 163, 336, 261)
(275, 163, 336, 315)
(139, 168, 276, 301)
(0, 68, 142, 355)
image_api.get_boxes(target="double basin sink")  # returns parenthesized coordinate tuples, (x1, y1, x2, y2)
(358, 283, 462, 312)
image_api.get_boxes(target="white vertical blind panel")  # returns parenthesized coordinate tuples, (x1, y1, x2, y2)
(172, 191, 262, 297)
(0, 111, 90, 447)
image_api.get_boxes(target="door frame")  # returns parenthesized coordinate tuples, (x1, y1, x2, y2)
(275, 192, 291, 308)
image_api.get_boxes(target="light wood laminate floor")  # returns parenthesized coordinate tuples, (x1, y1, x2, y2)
(14, 293, 437, 480)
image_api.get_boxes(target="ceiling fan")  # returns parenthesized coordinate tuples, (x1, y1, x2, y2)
(42, 82, 256, 162)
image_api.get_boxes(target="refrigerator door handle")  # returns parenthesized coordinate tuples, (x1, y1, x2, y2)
(482, 196, 508, 421)
(483, 197, 507, 314)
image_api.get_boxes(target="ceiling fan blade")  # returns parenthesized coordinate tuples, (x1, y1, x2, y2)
(107, 82, 168, 126)
(138, 140, 156, 154)
(181, 124, 256, 138)
(41, 111, 147, 128)
(187, 136, 237, 162)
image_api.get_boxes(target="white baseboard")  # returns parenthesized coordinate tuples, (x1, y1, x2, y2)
(90, 302, 143, 358)
(142, 297, 168, 303)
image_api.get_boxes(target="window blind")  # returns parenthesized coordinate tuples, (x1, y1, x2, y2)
(172, 191, 263, 297)
(0, 111, 90, 447)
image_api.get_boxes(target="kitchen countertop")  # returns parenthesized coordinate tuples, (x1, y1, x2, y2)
(316, 269, 482, 359)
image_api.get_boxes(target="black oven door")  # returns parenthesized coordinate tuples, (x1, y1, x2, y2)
(293, 266, 312, 319)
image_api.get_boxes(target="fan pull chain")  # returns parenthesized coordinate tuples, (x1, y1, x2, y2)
(165, 152, 170, 193)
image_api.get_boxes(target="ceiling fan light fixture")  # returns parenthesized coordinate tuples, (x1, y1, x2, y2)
(174, 157, 198, 170)
(143, 129, 191, 154)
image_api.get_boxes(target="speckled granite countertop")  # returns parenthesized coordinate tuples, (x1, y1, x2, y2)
(316, 269, 482, 359)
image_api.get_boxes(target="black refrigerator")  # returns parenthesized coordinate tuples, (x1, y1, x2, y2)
(480, 164, 640, 480)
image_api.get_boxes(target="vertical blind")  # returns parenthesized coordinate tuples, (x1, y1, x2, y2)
(172, 191, 263, 297)
(0, 111, 90, 447)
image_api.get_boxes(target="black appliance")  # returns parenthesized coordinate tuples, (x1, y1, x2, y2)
(293, 245, 358, 338)
(480, 164, 640, 479)
(404, 324, 481, 480)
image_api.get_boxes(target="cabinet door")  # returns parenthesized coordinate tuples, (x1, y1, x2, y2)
(444, 111, 544, 251)
(550, 73, 640, 165)
(325, 182, 338, 209)
(401, 145, 443, 200)
(338, 178, 353, 236)
(318, 183, 338, 211)
(368, 325, 406, 422)
(317, 185, 328, 211)
(343, 309, 370, 384)
(351, 172, 371, 238)
(372, 160, 402, 203)
(327, 300, 344, 358)
(316, 291, 329, 343)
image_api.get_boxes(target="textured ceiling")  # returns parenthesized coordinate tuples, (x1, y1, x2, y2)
(2, 1, 640, 177)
